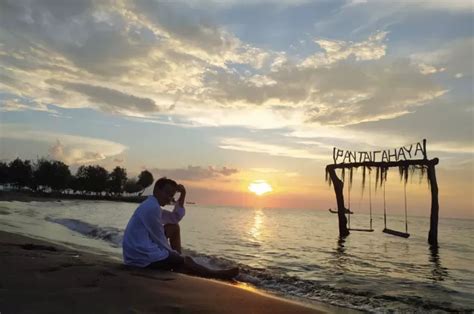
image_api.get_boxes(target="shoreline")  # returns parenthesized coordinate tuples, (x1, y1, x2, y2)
(0, 230, 342, 313)
(0, 190, 146, 204)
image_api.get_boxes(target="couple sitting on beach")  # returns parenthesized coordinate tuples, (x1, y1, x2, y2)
(122, 177, 239, 280)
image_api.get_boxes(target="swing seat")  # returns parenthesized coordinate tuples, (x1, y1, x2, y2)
(349, 228, 374, 232)
(383, 228, 410, 238)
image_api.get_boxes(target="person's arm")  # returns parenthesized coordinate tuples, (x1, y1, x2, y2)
(176, 184, 186, 208)
(162, 184, 186, 224)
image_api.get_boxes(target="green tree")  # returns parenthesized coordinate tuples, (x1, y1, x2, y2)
(49, 161, 72, 192)
(69, 175, 84, 194)
(137, 170, 154, 191)
(8, 158, 32, 189)
(108, 166, 127, 195)
(0, 162, 9, 186)
(33, 159, 52, 191)
(72, 166, 87, 194)
(34, 159, 71, 192)
(75, 165, 109, 195)
(124, 179, 142, 195)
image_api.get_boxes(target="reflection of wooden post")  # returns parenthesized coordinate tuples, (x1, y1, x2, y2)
(326, 166, 349, 237)
(428, 158, 439, 245)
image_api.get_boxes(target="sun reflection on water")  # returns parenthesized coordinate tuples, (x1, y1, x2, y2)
(250, 208, 264, 241)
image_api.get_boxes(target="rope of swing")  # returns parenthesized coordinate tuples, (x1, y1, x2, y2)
(369, 169, 373, 230)
(382, 175, 409, 233)
(383, 180, 387, 229)
(347, 179, 351, 229)
(404, 181, 408, 234)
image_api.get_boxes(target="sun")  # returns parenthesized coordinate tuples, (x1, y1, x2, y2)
(248, 180, 273, 196)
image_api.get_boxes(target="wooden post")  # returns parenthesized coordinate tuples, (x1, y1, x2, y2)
(326, 166, 350, 237)
(428, 158, 439, 245)
(422, 139, 428, 160)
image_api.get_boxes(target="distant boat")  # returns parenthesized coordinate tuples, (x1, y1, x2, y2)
(186, 201, 196, 205)
(328, 208, 353, 214)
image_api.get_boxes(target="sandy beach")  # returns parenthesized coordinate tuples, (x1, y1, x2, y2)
(0, 230, 331, 313)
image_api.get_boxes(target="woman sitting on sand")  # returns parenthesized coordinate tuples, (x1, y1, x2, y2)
(122, 177, 239, 280)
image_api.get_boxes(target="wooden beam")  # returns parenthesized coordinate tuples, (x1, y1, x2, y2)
(326, 158, 438, 171)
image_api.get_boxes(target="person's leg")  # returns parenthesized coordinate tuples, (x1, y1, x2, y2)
(178, 256, 239, 280)
(147, 251, 185, 271)
(161, 224, 238, 280)
(164, 224, 182, 254)
(147, 252, 239, 280)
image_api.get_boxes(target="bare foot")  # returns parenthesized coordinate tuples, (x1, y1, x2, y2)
(211, 267, 239, 280)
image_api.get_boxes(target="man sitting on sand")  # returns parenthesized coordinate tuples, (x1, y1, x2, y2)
(122, 177, 239, 280)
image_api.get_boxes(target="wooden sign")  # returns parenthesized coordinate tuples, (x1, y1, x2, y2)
(333, 140, 427, 164)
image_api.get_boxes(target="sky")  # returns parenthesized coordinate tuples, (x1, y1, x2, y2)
(0, 0, 472, 218)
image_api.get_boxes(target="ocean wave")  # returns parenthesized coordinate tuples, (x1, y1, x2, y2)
(45, 217, 123, 247)
(182, 248, 472, 313)
(42, 217, 472, 312)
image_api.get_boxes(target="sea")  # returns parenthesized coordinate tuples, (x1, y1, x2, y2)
(0, 199, 473, 312)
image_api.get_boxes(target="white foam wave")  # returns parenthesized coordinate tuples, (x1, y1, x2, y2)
(45, 217, 123, 247)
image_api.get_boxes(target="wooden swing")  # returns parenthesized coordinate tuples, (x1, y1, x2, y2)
(325, 139, 440, 245)
(346, 168, 374, 232)
(382, 181, 410, 238)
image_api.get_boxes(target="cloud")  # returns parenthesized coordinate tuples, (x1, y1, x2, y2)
(345, 0, 474, 12)
(0, 97, 54, 113)
(0, 124, 127, 165)
(51, 80, 159, 114)
(218, 138, 326, 160)
(150, 165, 238, 181)
(346, 98, 474, 157)
(411, 37, 474, 79)
(0, 1, 448, 129)
(0, 0, 468, 156)
(417, 63, 444, 75)
(203, 50, 445, 126)
(249, 167, 300, 177)
(302, 31, 388, 67)
(428, 142, 474, 154)
(48, 139, 107, 164)
(0, 0, 273, 117)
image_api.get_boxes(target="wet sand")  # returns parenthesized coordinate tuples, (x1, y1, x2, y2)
(0, 230, 330, 313)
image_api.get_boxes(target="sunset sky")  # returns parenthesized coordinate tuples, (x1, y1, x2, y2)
(0, 0, 472, 218)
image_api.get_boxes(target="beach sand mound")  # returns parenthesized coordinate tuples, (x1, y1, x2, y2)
(0, 231, 325, 313)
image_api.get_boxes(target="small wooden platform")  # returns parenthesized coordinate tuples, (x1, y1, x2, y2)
(383, 228, 410, 238)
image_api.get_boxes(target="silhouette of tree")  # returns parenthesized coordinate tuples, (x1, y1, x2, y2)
(137, 170, 154, 191)
(75, 165, 109, 195)
(49, 161, 72, 192)
(124, 179, 142, 194)
(33, 159, 52, 191)
(108, 166, 127, 195)
(72, 166, 88, 194)
(1, 158, 155, 199)
(34, 159, 71, 192)
(89, 165, 109, 194)
(68, 176, 81, 194)
(8, 158, 32, 189)
(0, 162, 9, 186)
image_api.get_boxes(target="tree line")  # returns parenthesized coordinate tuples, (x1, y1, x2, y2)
(0, 158, 154, 196)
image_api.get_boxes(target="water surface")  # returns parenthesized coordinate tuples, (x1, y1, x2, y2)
(0, 200, 472, 312)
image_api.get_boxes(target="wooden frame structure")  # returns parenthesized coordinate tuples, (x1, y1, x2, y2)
(325, 139, 440, 245)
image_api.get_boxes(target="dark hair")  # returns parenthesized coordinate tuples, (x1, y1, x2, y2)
(153, 177, 177, 194)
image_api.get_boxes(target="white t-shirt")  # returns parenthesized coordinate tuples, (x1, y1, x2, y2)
(122, 195, 185, 267)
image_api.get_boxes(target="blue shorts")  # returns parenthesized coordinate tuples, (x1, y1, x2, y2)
(147, 251, 185, 271)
